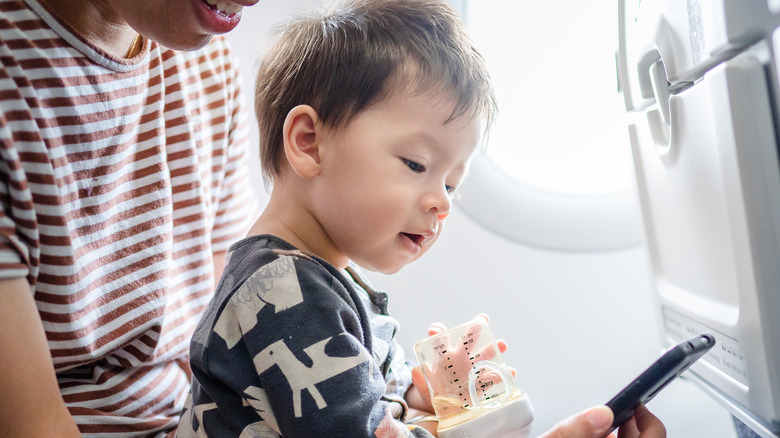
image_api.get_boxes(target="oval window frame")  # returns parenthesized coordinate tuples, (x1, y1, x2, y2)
(453, 0, 642, 252)
(456, 153, 642, 252)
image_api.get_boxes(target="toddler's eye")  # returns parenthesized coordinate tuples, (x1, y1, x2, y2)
(403, 158, 426, 173)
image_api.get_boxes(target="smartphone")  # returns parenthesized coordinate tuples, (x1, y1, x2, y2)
(604, 333, 716, 434)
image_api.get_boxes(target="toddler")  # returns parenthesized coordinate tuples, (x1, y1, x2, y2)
(178, 0, 495, 436)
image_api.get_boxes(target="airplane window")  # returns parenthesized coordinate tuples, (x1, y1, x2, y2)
(457, 0, 642, 251)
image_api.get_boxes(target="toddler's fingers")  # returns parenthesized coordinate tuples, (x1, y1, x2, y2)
(411, 365, 428, 392)
(427, 322, 447, 336)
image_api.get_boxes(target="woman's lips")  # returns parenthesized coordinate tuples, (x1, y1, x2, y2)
(204, 0, 243, 15)
(196, 0, 244, 34)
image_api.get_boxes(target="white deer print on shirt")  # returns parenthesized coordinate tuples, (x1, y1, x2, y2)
(253, 334, 373, 417)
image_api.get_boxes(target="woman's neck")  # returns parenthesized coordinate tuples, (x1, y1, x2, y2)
(38, 0, 139, 58)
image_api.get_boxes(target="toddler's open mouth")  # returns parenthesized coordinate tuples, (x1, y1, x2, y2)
(401, 233, 425, 246)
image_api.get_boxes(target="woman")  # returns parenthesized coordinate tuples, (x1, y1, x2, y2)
(0, 0, 259, 436)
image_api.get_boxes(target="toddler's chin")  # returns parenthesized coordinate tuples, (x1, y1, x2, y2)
(359, 259, 408, 275)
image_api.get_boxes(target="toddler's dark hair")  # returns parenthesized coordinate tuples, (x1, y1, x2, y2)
(255, 0, 497, 182)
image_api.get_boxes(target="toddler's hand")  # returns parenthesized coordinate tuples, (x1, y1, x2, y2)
(426, 314, 510, 358)
(412, 314, 514, 417)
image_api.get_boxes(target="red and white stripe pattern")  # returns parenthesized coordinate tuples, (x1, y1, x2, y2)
(0, 0, 258, 435)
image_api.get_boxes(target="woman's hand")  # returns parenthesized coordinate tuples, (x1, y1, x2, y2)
(537, 404, 666, 438)
(613, 405, 666, 438)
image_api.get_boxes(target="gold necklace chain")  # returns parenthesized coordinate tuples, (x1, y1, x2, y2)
(125, 33, 141, 58)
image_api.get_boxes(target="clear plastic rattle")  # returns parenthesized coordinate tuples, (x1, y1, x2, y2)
(413, 316, 534, 438)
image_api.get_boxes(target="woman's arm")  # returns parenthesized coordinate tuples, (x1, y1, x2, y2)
(0, 277, 81, 437)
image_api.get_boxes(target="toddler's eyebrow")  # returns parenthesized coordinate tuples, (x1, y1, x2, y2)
(398, 132, 440, 149)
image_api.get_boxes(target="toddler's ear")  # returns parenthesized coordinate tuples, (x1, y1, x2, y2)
(283, 105, 321, 178)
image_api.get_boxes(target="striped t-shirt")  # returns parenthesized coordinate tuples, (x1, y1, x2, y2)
(0, 0, 258, 436)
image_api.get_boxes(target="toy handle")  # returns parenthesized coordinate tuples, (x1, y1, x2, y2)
(467, 360, 514, 408)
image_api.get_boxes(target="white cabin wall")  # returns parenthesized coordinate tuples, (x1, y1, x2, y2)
(226, 1, 737, 436)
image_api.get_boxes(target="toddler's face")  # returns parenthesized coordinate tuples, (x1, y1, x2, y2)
(310, 88, 480, 274)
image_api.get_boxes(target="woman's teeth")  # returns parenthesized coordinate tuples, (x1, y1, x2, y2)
(205, 0, 243, 15)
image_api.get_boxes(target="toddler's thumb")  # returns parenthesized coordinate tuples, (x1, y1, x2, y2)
(410, 365, 428, 393)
